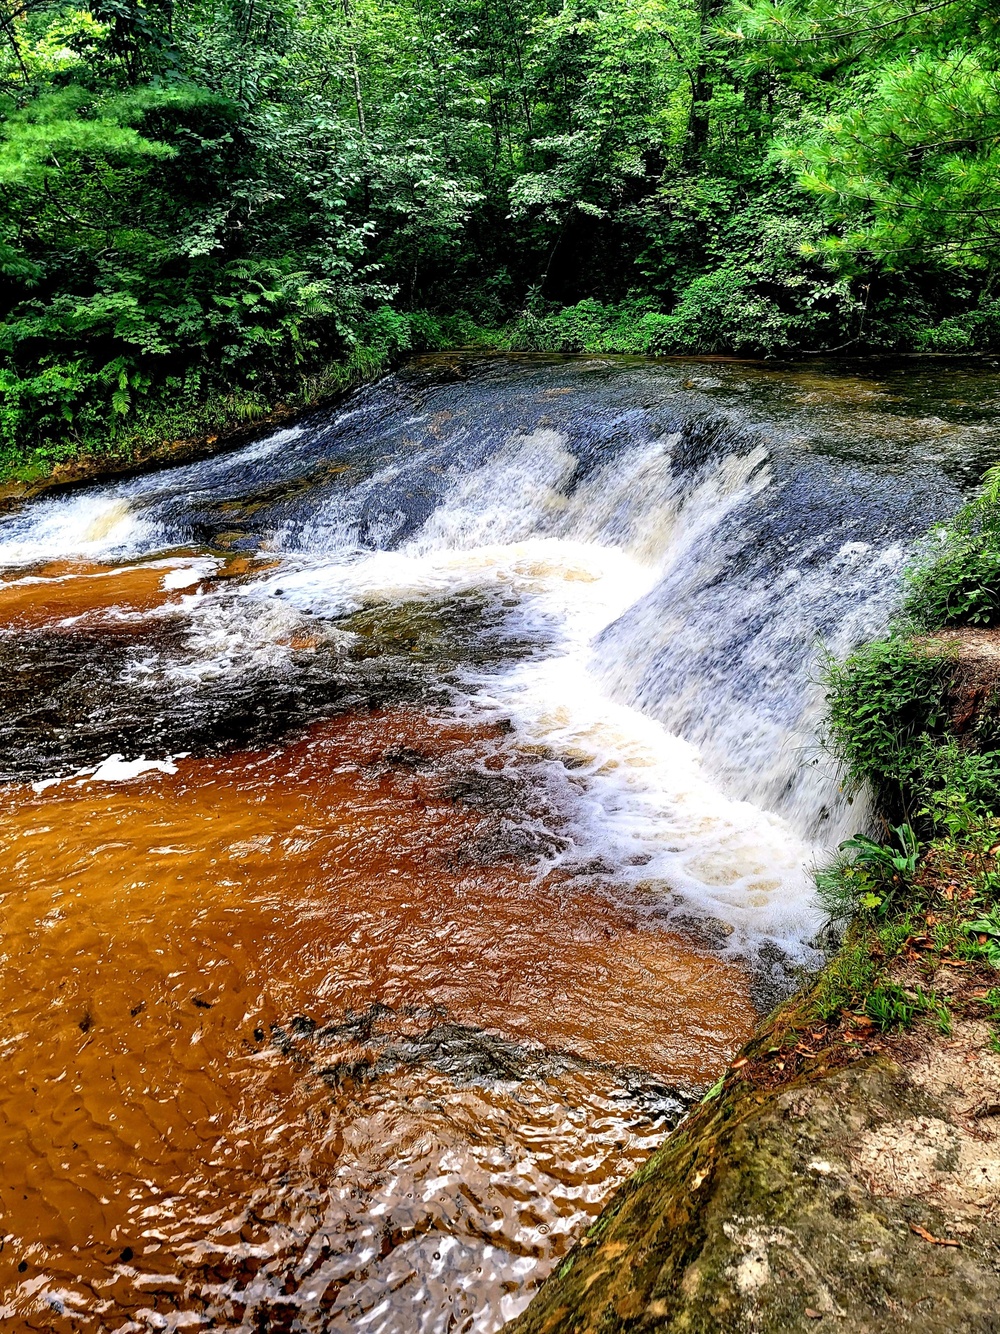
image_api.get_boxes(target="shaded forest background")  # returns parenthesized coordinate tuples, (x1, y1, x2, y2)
(1, 0, 999, 467)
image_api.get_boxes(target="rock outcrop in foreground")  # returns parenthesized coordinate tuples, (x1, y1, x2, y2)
(508, 991, 1000, 1333)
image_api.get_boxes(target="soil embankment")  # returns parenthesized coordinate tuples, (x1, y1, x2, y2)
(0, 400, 310, 511)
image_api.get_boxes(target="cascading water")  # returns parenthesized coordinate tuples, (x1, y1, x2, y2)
(0, 354, 992, 1333)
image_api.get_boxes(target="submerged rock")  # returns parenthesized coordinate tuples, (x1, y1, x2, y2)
(269, 1002, 692, 1121)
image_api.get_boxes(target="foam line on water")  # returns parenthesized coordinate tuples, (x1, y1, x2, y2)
(30, 753, 181, 794)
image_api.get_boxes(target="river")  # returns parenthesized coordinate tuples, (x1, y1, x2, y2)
(0, 354, 995, 1332)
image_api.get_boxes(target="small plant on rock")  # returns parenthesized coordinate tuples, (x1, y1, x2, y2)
(865, 983, 914, 1030)
(817, 824, 920, 923)
(965, 908, 1000, 966)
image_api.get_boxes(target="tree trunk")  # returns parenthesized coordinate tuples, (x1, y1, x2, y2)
(686, 0, 722, 161)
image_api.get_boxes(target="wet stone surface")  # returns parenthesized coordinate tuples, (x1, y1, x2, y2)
(0, 586, 544, 782)
(508, 1003, 1000, 1334)
(267, 1003, 693, 1122)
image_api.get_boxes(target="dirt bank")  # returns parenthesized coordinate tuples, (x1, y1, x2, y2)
(0, 400, 313, 512)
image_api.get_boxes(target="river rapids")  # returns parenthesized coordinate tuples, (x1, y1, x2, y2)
(0, 354, 994, 1332)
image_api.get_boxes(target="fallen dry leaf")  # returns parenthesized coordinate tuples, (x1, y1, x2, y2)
(910, 1223, 960, 1248)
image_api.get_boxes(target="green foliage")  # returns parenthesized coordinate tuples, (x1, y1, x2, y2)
(0, 305, 461, 474)
(499, 299, 674, 354)
(912, 299, 1000, 354)
(819, 826, 920, 920)
(817, 824, 921, 923)
(823, 468, 1000, 840)
(913, 739, 1000, 838)
(866, 983, 951, 1035)
(643, 213, 862, 355)
(842, 825, 920, 885)
(734, 0, 1000, 268)
(824, 628, 1000, 834)
(818, 459, 1000, 1046)
(814, 852, 875, 925)
(812, 930, 880, 1020)
(4, 0, 1000, 472)
(904, 474, 1000, 629)
(824, 638, 953, 817)
(979, 988, 1000, 1051)
(905, 537, 1000, 629)
(812, 466, 1000, 1058)
(700, 1074, 725, 1102)
(966, 909, 1000, 967)
(810, 909, 953, 1031)
(864, 983, 914, 1032)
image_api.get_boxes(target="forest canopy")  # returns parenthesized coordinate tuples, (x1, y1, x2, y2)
(1, 0, 999, 465)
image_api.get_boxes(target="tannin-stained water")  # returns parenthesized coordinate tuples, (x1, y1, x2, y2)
(0, 706, 751, 1333)
(0, 355, 995, 1332)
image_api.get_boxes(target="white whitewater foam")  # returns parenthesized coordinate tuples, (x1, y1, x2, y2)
(0, 496, 169, 569)
(89, 753, 179, 782)
(160, 557, 221, 590)
(263, 527, 822, 952)
(31, 753, 180, 793)
(480, 652, 819, 949)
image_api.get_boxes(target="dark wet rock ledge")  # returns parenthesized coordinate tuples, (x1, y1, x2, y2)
(506, 985, 1000, 1334)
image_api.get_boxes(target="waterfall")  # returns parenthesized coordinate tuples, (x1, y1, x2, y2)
(0, 356, 965, 960)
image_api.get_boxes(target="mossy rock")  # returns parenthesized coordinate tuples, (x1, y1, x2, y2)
(508, 1025, 1000, 1333)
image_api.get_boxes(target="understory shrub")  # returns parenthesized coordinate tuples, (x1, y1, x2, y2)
(823, 638, 954, 819)
(903, 470, 1000, 629)
(498, 299, 674, 355)
(911, 299, 1000, 354)
(0, 307, 478, 478)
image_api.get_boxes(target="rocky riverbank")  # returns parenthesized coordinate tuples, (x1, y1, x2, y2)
(507, 958, 1000, 1333)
